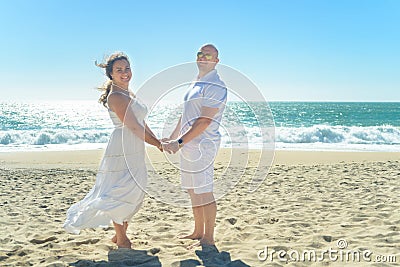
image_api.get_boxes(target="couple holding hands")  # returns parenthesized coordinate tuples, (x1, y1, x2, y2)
(63, 44, 227, 250)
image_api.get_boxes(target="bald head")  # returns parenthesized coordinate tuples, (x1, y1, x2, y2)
(196, 43, 220, 77)
(200, 44, 219, 58)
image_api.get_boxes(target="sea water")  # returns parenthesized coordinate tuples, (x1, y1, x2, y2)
(1, 101, 399, 152)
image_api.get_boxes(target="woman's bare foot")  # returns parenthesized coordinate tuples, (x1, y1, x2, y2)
(178, 232, 203, 240)
(111, 222, 128, 244)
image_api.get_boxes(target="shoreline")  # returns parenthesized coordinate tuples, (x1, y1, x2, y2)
(1, 148, 400, 169)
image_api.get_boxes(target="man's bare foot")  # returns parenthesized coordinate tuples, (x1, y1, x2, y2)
(178, 233, 203, 240)
(116, 238, 132, 249)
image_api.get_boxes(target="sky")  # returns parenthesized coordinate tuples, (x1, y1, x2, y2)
(1, 0, 399, 102)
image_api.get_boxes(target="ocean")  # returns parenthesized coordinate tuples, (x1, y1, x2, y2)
(1, 101, 399, 152)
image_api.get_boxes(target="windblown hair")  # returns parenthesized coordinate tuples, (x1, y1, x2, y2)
(95, 52, 130, 108)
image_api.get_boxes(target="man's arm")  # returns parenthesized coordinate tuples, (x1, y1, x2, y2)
(180, 106, 218, 144)
(164, 107, 218, 153)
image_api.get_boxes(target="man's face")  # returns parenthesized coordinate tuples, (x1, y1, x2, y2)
(196, 46, 219, 73)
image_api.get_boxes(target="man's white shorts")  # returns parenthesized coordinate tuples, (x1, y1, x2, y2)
(180, 140, 219, 194)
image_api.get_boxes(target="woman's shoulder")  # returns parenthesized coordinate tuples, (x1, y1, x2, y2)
(107, 90, 128, 107)
(107, 91, 135, 103)
(108, 90, 131, 98)
(108, 91, 137, 111)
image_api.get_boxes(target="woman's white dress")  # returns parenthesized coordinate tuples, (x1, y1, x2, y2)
(64, 93, 147, 234)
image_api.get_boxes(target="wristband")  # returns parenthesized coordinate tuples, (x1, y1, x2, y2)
(178, 138, 184, 148)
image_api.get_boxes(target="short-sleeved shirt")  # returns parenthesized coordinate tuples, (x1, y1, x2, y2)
(180, 69, 227, 148)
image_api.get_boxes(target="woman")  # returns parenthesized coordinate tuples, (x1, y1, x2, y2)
(63, 52, 162, 248)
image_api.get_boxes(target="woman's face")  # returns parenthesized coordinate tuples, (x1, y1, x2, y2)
(111, 59, 132, 87)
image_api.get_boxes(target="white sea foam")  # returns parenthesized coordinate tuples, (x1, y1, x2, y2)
(1, 125, 399, 152)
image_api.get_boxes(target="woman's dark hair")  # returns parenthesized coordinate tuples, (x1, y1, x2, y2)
(95, 52, 130, 108)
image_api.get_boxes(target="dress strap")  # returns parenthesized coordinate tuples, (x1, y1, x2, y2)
(108, 91, 131, 98)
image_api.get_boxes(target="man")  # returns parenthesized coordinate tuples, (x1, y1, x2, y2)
(164, 44, 227, 248)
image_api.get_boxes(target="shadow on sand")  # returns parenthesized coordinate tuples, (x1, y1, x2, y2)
(173, 244, 250, 267)
(70, 248, 161, 267)
(70, 245, 248, 266)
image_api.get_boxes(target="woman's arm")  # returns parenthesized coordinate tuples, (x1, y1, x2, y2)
(108, 94, 162, 149)
(169, 115, 182, 139)
(145, 123, 156, 139)
(145, 123, 163, 151)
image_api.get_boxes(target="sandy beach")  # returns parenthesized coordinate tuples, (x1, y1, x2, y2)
(0, 148, 399, 266)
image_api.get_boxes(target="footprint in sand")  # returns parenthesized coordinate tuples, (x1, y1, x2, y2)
(29, 236, 57, 244)
(75, 238, 101, 245)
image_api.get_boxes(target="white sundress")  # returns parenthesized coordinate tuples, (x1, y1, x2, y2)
(64, 92, 148, 234)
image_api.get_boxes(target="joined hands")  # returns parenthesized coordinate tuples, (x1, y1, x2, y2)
(160, 138, 181, 154)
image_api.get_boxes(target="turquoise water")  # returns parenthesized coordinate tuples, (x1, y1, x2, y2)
(1, 101, 399, 151)
(270, 102, 400, 127)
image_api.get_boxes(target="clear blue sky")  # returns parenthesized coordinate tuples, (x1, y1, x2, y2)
(1, 0, 399, 101)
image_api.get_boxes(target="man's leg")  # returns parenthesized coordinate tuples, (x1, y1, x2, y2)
(179, 189, 204, 239)
(199, 192, 216, 245)
(185, 191, 216, 249)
